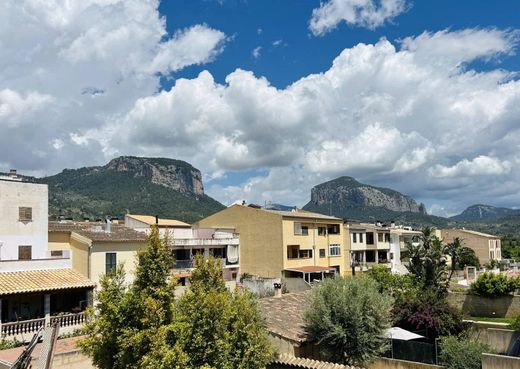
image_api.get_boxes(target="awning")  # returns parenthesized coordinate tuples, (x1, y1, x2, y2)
(0, 269, 96, 296)
(386, 327, 425, 341)
(284, 266, 337, 273)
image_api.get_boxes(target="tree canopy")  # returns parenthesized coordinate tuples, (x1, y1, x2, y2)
(304, 276, 393, 366)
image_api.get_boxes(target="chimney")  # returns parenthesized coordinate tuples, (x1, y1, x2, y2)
(390, 221, 395, 228)
(104, 218, 111, 233)
(8, 169, 16, 178)
(155, 215, 159, 225)
(273, 282, 282, 298)
(376, 220, 382, 227)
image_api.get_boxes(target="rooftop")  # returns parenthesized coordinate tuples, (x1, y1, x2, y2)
(126, 214, 191, 227)
(273, 354, 361, 369)
(259, 292, 308, 343)
(0, 269, 95, 296)
(49, 221, 147, 243)
(444, 228, 498, 239)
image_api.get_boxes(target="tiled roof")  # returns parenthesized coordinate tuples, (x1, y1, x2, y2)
(49, 221, 147, 242)
(126, 214, 191, 227)
(259, 292, 309, 343)
(0, 269, 95, 296)
(273, 354, 362, 369)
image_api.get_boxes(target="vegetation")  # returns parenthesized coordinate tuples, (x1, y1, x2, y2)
(0, 338, 24, 350)
(439, 335, 493, 369)
(456, 247, 480, 270)
(41, 157, 225, 223)
(470, 316, 513, 324)
(501, 237, 520, 259)
(304, 276, 393, 366)
(510, 314, 520, 331)
(470, 272, 519, 297)
(80, 226, 271, 369)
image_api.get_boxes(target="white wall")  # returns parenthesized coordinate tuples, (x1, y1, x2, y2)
(0, 180, 48, 261)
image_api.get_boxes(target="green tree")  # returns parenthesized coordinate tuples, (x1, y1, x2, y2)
(406, 227, 448, 295)
(80, 225, 176, 369)
(141, 255, 273, 369)
(457, 247, 480, 270)
(439, 335, 493, 369)
(470, 272, 519, 297)
(304, 276, 393, 366)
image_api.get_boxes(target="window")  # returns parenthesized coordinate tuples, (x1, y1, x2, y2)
(18, 207, 32, 221)
(329, 244, 341, 256)
(288, 245, 299, 259)
(366, 232, 375, 245)
(378, 251, 388, 263)
(378, 233, 384, 243)
(318, 227, 327, 236)
(105, 253, 117, 274)
(489, 250, 495, 260)
(359, 233, 364, 243)
(385, 233, 390, 242)
(18, 245, 32, 260)
(299, 249, 312, 259)
(294, 222, 302, 235)
(319, 249, 326, 258)
(50, 250, 63, 258)
(210, 247, 226, 258)
(327, 224, 340, 234)
(301, 226, 309, 236)
(352, 233, 358, 243)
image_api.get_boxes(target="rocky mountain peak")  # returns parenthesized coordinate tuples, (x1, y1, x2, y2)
(104, 156, 204, 195)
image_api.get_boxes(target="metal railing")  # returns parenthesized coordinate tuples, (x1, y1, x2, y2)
(1, 312, 85, 338)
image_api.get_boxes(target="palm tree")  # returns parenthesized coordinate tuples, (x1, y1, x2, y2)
(444, 237, 464, 283)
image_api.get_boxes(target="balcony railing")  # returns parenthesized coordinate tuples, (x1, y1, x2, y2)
(1, 312, 85, 338)
(169, 238, 239, 247)
(172, 258, 238, 270)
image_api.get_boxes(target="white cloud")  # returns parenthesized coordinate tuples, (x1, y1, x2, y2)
(430, 156, 512, 178)
(310, 0, 408, 36)
(272, 39, 283, 47)
(103, 28, 520, 211)
(0, 0, 226, 172)
(252, 46, 262, 59)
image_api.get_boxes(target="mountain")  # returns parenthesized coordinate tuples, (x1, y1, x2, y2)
(39, 156, 225, 223)
(302, 176, 454, 228)
(450, 204, 519, 222)
(264, 203, 295, 211)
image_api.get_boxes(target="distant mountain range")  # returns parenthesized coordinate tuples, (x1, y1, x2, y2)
(37, 156, 225, 223)
(450, 204, 520, 221)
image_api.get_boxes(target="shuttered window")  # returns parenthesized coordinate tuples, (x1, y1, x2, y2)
(19, 207, 32, 221)
(294, 222, 302, 235)
(18, 245, 32, 260)
(105, 253, 117, 274)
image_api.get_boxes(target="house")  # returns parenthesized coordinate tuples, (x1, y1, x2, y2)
(48, 221, 147, 286)
(346, 221, 421, 274)
(124, 214, 240, 289)
(197, 205, 347, 280)
(0, 172, 95, 340)
(440, 228, 501, 265)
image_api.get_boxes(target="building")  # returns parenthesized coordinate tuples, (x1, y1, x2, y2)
(346, 221, 421, 274)
(0, 172, 94, 340)
(48, 221, 147, 286)
(197, 205, 347, 280)
(124, 213, 191, 237)
(0, 171, 48, 261)
(440, 228, 501, 265)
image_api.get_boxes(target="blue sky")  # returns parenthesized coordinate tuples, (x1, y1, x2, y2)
(2, 0, 520, 216)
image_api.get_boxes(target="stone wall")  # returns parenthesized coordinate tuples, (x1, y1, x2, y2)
(482, 353, 520, 369)
(447, 292, 520, 318)
(368, 358, 443, 369)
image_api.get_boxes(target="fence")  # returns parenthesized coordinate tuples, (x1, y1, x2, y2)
(383, 339, 439, 365)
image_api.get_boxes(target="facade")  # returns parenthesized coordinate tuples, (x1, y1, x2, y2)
(197, 205, 347, 280)
(0, 172, 48, 261)
(440, 228, 501, 265)
(346, 221, 421, 274)
(124, 213, 191, 238)
(48, 221, 148, 286)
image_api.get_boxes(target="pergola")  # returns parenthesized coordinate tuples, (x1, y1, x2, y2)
(283, 265, 337, 283)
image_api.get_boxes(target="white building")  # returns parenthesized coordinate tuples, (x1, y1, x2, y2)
(0, 171, 49, 261)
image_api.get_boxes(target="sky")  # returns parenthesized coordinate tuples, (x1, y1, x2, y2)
(1, 0, 520, 217)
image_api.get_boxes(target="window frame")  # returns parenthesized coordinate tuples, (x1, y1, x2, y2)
(105, 252, 117, 274)
(18, 245, 32, 260)
(18, 207, 33, 222)
(329, 244, 341, 257)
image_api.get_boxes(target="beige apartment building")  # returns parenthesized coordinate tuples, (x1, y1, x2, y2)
(197, 205, 347, 281)
(440, 228, 501, 265)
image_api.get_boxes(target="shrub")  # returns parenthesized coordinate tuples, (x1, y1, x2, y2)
(304, 276, 393, 366)
(470, 272, 519, 297)
(0, 338, 23, 350)
(510, 314, 520, 332)
(439, 335, 493, 369)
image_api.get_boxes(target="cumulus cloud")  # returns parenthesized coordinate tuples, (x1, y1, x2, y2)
(310, 0, 408, 36)
(105, 28, 520, 211)
(0, 0, 226, 173)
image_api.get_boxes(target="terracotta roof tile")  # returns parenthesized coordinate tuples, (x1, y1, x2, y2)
(274, 354, 362, 369)
(0, 269, 95, 296)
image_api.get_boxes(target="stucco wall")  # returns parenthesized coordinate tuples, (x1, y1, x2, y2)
(0, 181, 48, 261)
(441, 229, 499, 264)
(482, 353, 520, 369)
(447, 292, 520, 318)
(90, 241, 145, 285)
(197, 205, 284, 278)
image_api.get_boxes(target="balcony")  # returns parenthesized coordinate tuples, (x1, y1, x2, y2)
(169, 237, 239, 247)
(0, 312, 86, 341)
(0, 257, 71, 272)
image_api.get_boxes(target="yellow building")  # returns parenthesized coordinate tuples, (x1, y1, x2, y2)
(48, 221, 147, 286)
(196, 205, 347, 280)
(440, 228, 501, 265)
